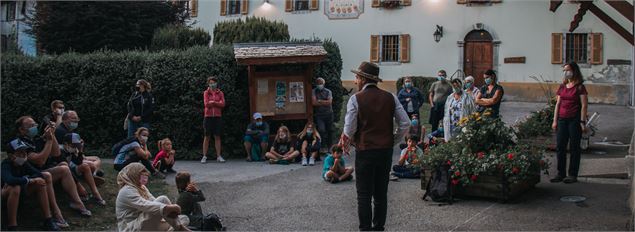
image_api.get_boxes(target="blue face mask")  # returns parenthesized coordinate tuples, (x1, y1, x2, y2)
(69, 122, 78, 130)
(209, 83, 217, 89)
(437, 76, 444, 81)
(464, 82, 472, 89)
(307, 130, 313, 135)
(256, 122, 263, 127)
(411, 119, 418, 126)
(316, 85, 324, 90)
(27, 126, 38, 138)
(484, 78, 493, 85)
(405, 82, 412, 88)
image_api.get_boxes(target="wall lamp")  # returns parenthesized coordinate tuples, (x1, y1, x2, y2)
(433, 25, 443, 43)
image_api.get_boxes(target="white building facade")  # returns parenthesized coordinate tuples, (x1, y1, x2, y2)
(132, 1, 635, 104)
(0, 0, 36, 56)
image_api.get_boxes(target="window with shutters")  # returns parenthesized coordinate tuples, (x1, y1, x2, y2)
(457, 0, 502, 6)
(187, 0, 198, 17)
(381, 35, 400, 62)
(295, 0, 309, 11)
(287, 0, 318, 12)
(370, 34, 410, 64)
(565, 33, 587, 64)
(227, 0, 241, 15)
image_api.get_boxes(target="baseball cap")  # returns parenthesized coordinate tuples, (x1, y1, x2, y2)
(6, 139, 29, 154)
(253, 112, 263, 120)
(63, 133, 83, 148)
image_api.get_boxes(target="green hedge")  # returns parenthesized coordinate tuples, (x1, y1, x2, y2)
(213, 16, 290, 45)
(1, 45, 248, 160)
(150, 25, 211, 51)
(395, 76, 437, 96)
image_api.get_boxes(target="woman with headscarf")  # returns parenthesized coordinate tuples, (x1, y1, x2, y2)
(115, 163, 190, 231)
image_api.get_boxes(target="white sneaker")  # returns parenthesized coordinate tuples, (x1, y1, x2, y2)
(309, 157, 315, 166)
(201, 156, 207, 163)
(217, 156, 226, 163)
(301, 157, 308, 166)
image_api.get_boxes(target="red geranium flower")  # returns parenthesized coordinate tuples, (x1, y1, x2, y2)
(512, 167, 520, 174)
(454, 171, 461, 177)
(477, 152, 485, 159)
(446, 160, 452, 165)
(451, 179, 460, 185)
(507, 153, 514, 160)
(470, 175, 478, 181)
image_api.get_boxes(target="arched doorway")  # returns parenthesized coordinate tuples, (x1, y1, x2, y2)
(463, 30, 493, 87)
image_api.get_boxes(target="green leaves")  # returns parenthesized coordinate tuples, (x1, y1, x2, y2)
(150, 25, 211, 51)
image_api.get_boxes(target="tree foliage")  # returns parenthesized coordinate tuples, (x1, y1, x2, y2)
(213, 16, 290, 45)
(150, 24, 211, 51)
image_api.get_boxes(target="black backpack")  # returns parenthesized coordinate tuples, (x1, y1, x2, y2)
(423, 162, 453, 203)
(200, 213, 225, 231)
(111, 137, 137, 157)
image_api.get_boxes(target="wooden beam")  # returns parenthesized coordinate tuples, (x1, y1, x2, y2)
(550, 0, 563, 12)
(588, 2, 634, 45)
(569, 2, 591, 32)
(604, 0, 633, 23)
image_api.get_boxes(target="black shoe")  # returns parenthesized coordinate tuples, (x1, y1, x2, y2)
(6, 226, 18, 231)
(563, 176, 578, 184)
(95, 169, 105, 177)
(43, 218, 61, 231)
(550, 176, 565, 183)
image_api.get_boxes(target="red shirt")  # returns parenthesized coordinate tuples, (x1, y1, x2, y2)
(204, 89, 225, 117)
(557, 84, 587, 119)
(152, 150, 169, 167)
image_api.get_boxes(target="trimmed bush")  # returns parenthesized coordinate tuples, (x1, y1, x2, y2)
(150, 25, 211, 51)
(1, 46, 248, 160)
(213, 16, 290, 45)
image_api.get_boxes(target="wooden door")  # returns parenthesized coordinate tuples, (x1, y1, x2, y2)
(464, 42, 493, 87)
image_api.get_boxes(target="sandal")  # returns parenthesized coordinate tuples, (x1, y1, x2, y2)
(54, 218, 69, 228)
(69, 203, 92, 217)
(91, 197, 106, 206)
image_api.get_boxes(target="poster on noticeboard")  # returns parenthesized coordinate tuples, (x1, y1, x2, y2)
(324, 0, 364, 19)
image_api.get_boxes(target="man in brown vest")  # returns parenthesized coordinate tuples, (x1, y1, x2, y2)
(339, 61, 410, 231)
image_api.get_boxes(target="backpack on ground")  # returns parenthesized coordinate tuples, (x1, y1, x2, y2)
(200, 213, 225, 231)
(423, 162, 453, 204)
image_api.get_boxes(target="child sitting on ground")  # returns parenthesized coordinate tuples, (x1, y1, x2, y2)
(392, 135, 424, 180)
(322, 145, 354, 183)
(153, 138, 176, 174)
(265, 126, 299, 165)
(175, 172, 205, 230)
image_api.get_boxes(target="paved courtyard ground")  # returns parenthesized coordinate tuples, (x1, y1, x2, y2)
(162, 102, 633, 231)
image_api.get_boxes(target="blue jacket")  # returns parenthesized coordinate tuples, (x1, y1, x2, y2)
(397, 87, 425, 114)
(1, 158, 43, 187)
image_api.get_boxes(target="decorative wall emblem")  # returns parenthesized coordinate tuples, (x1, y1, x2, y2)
(324, 0, 364, 19)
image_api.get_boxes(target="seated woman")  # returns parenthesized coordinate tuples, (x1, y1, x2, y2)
(116, 163, 190, 232)
(113, 127, 164, 179)
(442, 79, 475, 141)
(296, 122, 321, 166)
(265, 126, 299, 165)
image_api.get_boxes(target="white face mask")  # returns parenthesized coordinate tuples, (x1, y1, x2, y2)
(139, 136, 148, 143)
(14, 157, 27, 165)
(564, 71, 573, 79)
(66, 146, 77, 154)
(56, 109, 64, 115)
(279, 133, 287, 139)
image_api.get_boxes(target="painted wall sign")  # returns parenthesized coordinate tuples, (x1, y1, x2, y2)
(275, 81, 287, 109)
(607, 59, 631, 65)
(324, 0, 364, 19)
(289, 82, 305, 103)
(504, 56, 526, 64)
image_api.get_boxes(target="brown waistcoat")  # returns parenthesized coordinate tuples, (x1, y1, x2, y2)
(354, 85, 395, 151)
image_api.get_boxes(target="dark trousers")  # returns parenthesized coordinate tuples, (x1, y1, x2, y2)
(355, 148, 393, 231)
(315, 113, 334, 148)
(428, 103, 445, 132)
(114, 154, 155, 174)
(556, 117, 582, 177)
(156, 158, 174, 172)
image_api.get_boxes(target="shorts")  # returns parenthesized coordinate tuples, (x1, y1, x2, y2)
(69, 162, 83, 178)
(204, 117, 223, 136)
(244, 134, 269, 145)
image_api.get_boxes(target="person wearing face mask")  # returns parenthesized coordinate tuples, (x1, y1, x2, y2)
(398, 76, 425, 121)
(463, 76, 481, 99)
(1, 139, 66, 231)
(201, 76, 226, 164)
(243, 112, 270, 161)
(15, 116, 92, 219)
(428, 70, 453, 132)
(265, 126, 300, 164)
(312, 77, 334, 152)
(41, 100, 64, 133)
(442, 79, 475, 141)
(54, 110, 80, 143)
(113, 127, 165, 179)
(550, 62, 588, 184)
(474, 70, 504, 118)
(116, 163, 190, 231)
(60, 133, 106, 206)
(126, 79, 155, 138)
(405, 114, 427, 150)
(296, 122, 322, 166)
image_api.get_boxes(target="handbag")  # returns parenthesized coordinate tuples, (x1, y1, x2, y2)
(123, 114, 129, 130)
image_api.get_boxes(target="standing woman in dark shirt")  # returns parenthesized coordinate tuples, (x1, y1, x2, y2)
(550, 62, 588, 184)
(127, 79, 155, 138)
(475, 69, 504, 117)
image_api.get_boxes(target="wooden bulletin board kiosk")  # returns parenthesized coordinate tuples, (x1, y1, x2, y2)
(234, 42, 327, 122)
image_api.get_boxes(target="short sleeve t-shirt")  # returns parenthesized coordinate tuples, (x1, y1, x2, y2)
(430, 80, 452, 104)
(272, 140, 292, 154)
(322, 154, 345, 177)
(313, 88, 333, 115)
(557, 84, 588, 119)
(399, 147, 423, 165)
(114, 141, 141, 165)
(152, 150, 169, 167)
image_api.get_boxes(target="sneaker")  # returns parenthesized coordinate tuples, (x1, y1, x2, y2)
(217, 156, 226, 163)
(54, 218, 69, 228)
(153, 172, 166, 179)
(43, 218, 60, 231)
(268, 159, 277, 164)
(309, 157, 315, 166)
(91, 197, 106, 206)
(563, 176, 578, 184)
(277, 160, 290, 165)
(301, 157, 308, 166)
(201, 156, 207, 163)
(550, 175, 565, 183)
(389, 174, 399, 181)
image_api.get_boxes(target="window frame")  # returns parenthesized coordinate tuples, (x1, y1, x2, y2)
(379, 34, 401, 65)
(565, 33, 588, 64)
(294, 0, 310, 12)
(226, 0, 241, 16)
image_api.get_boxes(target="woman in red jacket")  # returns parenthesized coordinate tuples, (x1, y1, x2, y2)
(201, 76, 226, 163)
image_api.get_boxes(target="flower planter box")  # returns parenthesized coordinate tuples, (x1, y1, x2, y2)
(421, 168, 540, 202)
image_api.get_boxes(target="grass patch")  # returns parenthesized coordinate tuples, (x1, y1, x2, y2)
(7, 160, 174, 231)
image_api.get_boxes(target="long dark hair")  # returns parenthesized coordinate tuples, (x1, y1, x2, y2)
(563, 62, 584, 85)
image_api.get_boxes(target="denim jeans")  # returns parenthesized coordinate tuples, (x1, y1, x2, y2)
(556, 117, 582, 177)
(315, 113, 333, 148)
(355, 148, 392, 231)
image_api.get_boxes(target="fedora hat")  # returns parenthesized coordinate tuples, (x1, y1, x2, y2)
(351, 61, 382, 82)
